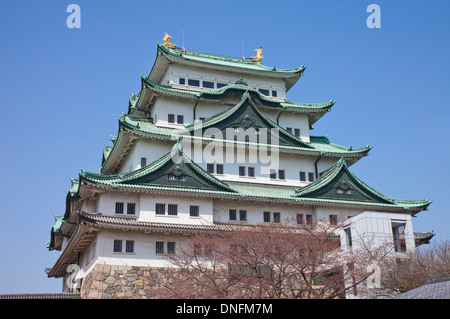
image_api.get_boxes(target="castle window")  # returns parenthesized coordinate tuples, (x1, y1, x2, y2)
(167, 242, 176, 254)
(156, 241, 164, 254)
(127, 203, 136, 215)
(306, 214, 313, 225)
(248, 167, 255, 177)
(115, 202, 124, 214)
(299, 171, 306, 182)
(155, 203, 165, 215)
(294, 128, 300, 137)
(168, 204, 178, 216)
(297, 214, 304, 225)
(278, 170, 285, 180)
(113, 240, 122, 252)
(140, 157, 147, 167)
(207, 163, 214, 174)
(177, 115, 184, 124)
(217, 83, 227, 88)
(179, 78, 185, 85)
(272, 90, 277, 97)
(216, 164, 224, 174)
(263, 211, 271, 223)
(344, 228, 353, 250)
(125, 240, 134, 253)
(273, 212, 281, 223)
(270, 169, 277, 179)
(168, 114, 175, 123)
(308, 172, 315, 182)
(239, 166, 246, 177)
(229, 209, 237, 220)
(239, 210, 247, 221)
(329, 214, 338, 225)
(190, 205, 199, 217)
(188, 79, 200, 86)
(258, 89, 269, 96)
(286, 127, 292, 134)
(202, 81, 214, 88)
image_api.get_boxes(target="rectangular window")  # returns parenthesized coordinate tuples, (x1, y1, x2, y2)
(229, 209, 237, 221)
(168, 114, 175, 123)
(115, 202, 124, 215)
(270, 169, 277, 179)
(216, 164, 224, 174)
(202, 81, 214, 88)
(155, 203, 165, 215)
(300, 171, 306, 181)
(239, 210, 247, 221)
(167, 242, 176, 254)
(294, 128, 300, 137)
(308, 172, 315, 182)
(179, 78, 185, 85)
(263, 211, 271, 223)
(273, 212, 281, 223)
(140, 157, 147, 167)
(392, 223, 406, 252)
(168, 204, 178, 216)
(344, 228, 353, 250)
(217, 83, 227, 88)
(306, 214, 313, 225)
(125, 240, 134, 253)
(188, 79, 200, 86)
(248, 167, 255, 177)
(278, 170, 285, 180)
(272, 90, 277, 97)
(127, 203, 136, 215)
(329, 214, 338, 225)
(177, 115, 184, 124)
(113, 240, 122, 253)
(155, 241, 164, 254)
(286, 127, 292, 134)
(239, 166, 246, 177)
(297, 214, 304, 225)
(258, 88, 269, 96)
(190, 205, 199, 217)
(207, 163, 214, 174)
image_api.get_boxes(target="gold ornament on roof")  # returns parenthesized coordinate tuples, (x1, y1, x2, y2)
(250, 47, 263, 62)
(163, 33, 176, 49)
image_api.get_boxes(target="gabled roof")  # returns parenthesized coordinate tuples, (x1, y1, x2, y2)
(150, 43, 305, 91)
(179, 91, 314, 149)
(83, 143, 237, 194)
(293, 158, 431, 210)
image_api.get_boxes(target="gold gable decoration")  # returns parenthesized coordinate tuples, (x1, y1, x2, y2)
(163, 33, 176, 49)
(250, 47, 263, 62)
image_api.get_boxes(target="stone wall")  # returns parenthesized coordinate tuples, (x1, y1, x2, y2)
(80, 263, 166, 299)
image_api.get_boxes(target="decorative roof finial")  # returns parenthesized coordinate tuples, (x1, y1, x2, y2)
(250, 47, 263, 62)
(163, 32, 176, 49)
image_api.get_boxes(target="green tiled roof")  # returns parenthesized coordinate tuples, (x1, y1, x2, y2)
(157, 43, 305, 75)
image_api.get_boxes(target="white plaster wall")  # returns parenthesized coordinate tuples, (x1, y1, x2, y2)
(340, 211, 415, 254)
(152, 96, 195, 128)
(163, 64, 287, 100)
(213, 199, 314, 225)
(97, 191, 140, 216)
(139, 193, 214, 225)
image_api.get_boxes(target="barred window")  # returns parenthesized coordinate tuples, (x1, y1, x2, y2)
(115, 202, 124, 215)
(299, 171, 306, 182)
(216, 164, 224, 174)
(168, 204, 178, 216)
(248, 167, 255, 177)
(239, 210, 247, 221)
(156, 241, 164, 254)
(308, 172, 315, 182)
(278, 170, 285, 180)
(167, 242, 176, 254)
(125, 240, 134, 253)
(155, 203, 165, 215)
(229, 209, 237, 221)
(263, 211, 271, 223)
(113, 240, 122, 253)
(168, 114, 175, 123)
(273, 212, 281, 223)
(190, 205, 199, 217)
(127, 203, 135, 215)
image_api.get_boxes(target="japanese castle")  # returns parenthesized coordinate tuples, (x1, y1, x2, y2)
(46, 35, 432, 298)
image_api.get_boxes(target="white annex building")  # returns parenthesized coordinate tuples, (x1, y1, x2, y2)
(46, 35, 433, 299)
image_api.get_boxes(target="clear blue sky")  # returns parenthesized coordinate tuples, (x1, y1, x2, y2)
(0, 0, 448, 293)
